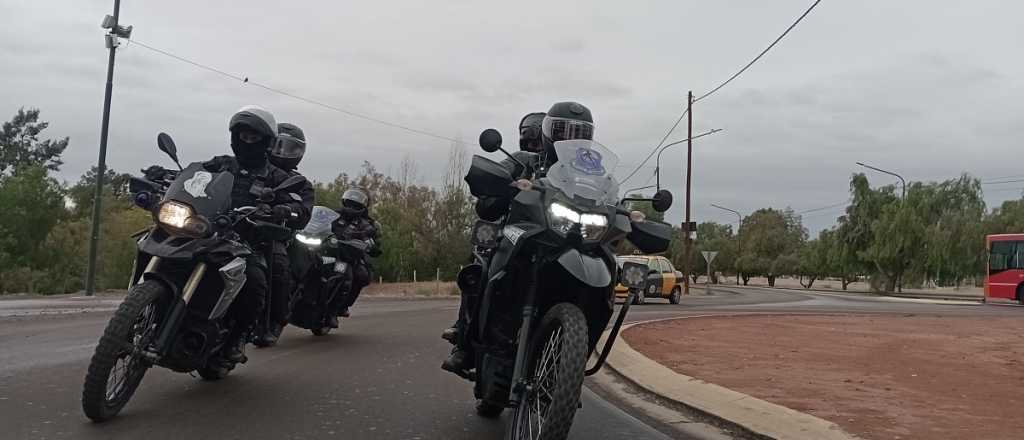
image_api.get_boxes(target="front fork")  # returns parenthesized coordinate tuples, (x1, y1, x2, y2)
(141, 259, 209, 359)
(508, 260, 540, 406)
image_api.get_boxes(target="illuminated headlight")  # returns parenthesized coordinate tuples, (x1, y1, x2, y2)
(548, 202, 609, 240)
(158, 201, 192, 229)
(295, 233, 322, 247)
(620, 262, 648, 289)
(156, 201, 210, 237)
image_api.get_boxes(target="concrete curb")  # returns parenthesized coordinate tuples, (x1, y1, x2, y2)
(603, 316, 861, 440)
(719, 283, 983, 303)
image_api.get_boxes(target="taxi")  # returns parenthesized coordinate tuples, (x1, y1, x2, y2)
(615, 255, 684, 304)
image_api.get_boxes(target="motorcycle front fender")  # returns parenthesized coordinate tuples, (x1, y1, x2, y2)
(556, 249, 612, 288)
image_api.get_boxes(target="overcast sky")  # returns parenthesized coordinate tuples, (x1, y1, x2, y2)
(2, 0, 1023, 233)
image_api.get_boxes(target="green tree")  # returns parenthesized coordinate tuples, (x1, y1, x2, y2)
(737, 208, 806, 286)
(0, 108, 68, 175)
(0, 166, 66, 292)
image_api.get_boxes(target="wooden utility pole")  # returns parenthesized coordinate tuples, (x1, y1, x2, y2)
(682, 91, 694, 295)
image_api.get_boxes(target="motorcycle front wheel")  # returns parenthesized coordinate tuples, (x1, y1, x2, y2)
(82, 281, 165, 422)
(506, 303, 588, 440)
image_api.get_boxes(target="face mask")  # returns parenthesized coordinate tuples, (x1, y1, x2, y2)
(231, 132, 270, 169)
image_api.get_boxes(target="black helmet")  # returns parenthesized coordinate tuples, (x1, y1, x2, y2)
(340, 187, 370, 218)
(541, 102, 594, 162)
(229, 105, 277, 168)
(518, 112, 546, 153)
(270, 122, 306, 170)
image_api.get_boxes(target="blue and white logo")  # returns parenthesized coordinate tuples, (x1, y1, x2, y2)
(571, 148, 605, 176)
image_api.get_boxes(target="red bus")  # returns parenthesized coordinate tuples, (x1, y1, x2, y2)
(986, 234, 1024, 302)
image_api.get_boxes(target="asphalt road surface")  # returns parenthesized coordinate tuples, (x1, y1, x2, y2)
(0, 287, 1015, 440)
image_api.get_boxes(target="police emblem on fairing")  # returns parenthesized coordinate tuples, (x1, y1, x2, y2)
(184, 171, 213, 198)
(571, 148, 605, 176)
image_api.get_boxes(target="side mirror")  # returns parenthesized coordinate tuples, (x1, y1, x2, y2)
(157, 132, 183, 170)
(652, 189, 673, 213)
(273, 174, 307, 192)
(479, 129, 503, 153)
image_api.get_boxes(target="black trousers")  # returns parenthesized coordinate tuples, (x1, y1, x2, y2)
(268, 252, 292, 325)
(226, 255, 268, 338)
(335, 264, 370, 310)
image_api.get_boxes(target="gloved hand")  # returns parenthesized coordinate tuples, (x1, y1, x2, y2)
(272, 205, 293, 221)
(142, 165, 169, 181)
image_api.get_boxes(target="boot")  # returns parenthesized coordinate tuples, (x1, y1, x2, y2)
(338, 307, 351, 318)
(258, 322, 284, 347)
(326, 314, 339, 329)
(223, 333, 248, 364)
(441, 327, 458, 344)
(441, 348, 470, 375)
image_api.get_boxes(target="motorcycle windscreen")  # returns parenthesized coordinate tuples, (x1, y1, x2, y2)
(545, 140, 621, 207)
(301, 206, 340, 238)
(161, 162, 234, 218)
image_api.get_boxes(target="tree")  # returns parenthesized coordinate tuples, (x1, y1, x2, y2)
(0, 108, 68, 175)
(692, 222, 735, 284)
(0, 166, 66, 292)
(797, 231, 834, 289)
(737, 208, 806, 286)
(67, 166, 132, 218)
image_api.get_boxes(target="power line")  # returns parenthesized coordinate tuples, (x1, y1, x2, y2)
(694, 0, 824, 103)
(126, 39, 467, 146)
(620, 107, 688, 185)
(796, 199, 849, 214)
(982, 178, 1024, 185)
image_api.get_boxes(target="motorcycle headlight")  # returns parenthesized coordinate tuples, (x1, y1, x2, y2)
(295, 233, 322, 247)
(156, 201, 210, 237)
(548, 202, 608, 240)
(158, 201, 192, 229)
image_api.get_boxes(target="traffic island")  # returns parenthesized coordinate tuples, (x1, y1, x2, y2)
(616, 314, 1024, 440)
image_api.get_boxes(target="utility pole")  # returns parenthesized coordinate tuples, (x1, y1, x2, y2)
(710, 203, 742, 285)
(86, 0, 132, 296)
(682, 91, 694, 296)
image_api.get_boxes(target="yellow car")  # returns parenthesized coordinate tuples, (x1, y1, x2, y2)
(615, 255, 684, 304)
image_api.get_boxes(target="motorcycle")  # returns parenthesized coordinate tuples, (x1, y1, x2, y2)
(457, 129, 673, 440)
(82, 133, 300, 422)
(288, 206, 370, 335)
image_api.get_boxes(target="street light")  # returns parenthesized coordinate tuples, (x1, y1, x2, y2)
(711, 203, 743, 285)
(654, 128, 723, 190)
(855, 161, 906, 199)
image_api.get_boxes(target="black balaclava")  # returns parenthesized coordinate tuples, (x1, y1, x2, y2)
(231, 130, 271, 170)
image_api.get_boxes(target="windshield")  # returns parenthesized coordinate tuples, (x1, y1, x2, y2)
(162, 162, 234, 218)
(989, 240, 1024, 273)
(545, 139, 620, 206)
(301, 206, 340, 238)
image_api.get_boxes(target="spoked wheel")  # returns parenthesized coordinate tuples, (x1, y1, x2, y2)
(506, 303, 588, 440)
(82, 281, 165, 422)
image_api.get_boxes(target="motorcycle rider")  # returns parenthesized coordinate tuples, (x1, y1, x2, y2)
(326, 187, 382, 327)
(442, 103, 595, 374)
(258, 122, 316, 346)
(203, 105, 312, 368)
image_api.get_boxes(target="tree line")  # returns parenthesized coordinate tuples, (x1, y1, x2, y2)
(672, 174, 1024, 292)
(1, 107, 1022, 294)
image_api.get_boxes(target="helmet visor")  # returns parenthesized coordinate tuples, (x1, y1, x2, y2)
(271, 134, 306, 159)
(542, 117, 594, 142)
(342, 188, 369, 208)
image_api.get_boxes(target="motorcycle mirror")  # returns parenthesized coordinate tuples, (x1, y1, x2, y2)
(273, 175, 307, 192)
(652, 189, 674, 213)
(479, 129, 503, 153)
(156, 132, 183, 170)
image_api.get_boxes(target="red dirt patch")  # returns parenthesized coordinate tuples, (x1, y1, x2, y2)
(624, 314, 1024, 440)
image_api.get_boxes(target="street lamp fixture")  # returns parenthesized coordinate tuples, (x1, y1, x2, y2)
(855, 161, 906, 199)
(710, 203, 743, 285)
(654, 128, 723, 190)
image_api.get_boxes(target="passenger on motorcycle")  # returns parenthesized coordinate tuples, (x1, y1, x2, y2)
(202, 106, 312, 368)
(257, 122, 316, 347)
(326, 187, 382, 327)
(442, 103, 595, 375)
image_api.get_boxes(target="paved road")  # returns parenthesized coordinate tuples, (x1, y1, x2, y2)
(1, 288, 1014, 440)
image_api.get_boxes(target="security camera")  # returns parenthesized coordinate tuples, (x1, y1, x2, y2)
(101, 14, 115, 29)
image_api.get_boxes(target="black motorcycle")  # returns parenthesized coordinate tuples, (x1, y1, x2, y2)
(457, 129, 673, 440)
(82, 133, 298, 422)
(288, 206, 370, 335)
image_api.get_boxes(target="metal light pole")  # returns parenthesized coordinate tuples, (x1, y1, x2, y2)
(856, 162, 906, 199)
(682, 91, 694, 296)
(85, 1, 132, 296)
(654, 128, 723, 190)
(711, 203, 742, 285)
(855, 161, 907, 293)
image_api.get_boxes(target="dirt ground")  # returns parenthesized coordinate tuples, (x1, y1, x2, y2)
(625, 314, 1024, 440)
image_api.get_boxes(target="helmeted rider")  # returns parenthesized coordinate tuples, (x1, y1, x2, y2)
(442, 103, 595, 375)
(202, 106, 312, 369)
(257, 122, 316, 346)
(326, 187, 382, 328)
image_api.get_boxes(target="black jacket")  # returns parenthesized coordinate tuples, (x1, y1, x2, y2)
(332, 214, 382, 259)
(202, 155, 314, 229)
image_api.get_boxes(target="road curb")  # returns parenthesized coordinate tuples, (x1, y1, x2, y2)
(603, 316, 861, 440)
(719, 283, 983, 303)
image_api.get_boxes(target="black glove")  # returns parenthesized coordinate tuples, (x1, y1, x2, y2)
(272, 205, 293, 221)
(142, 165, 168, 181)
